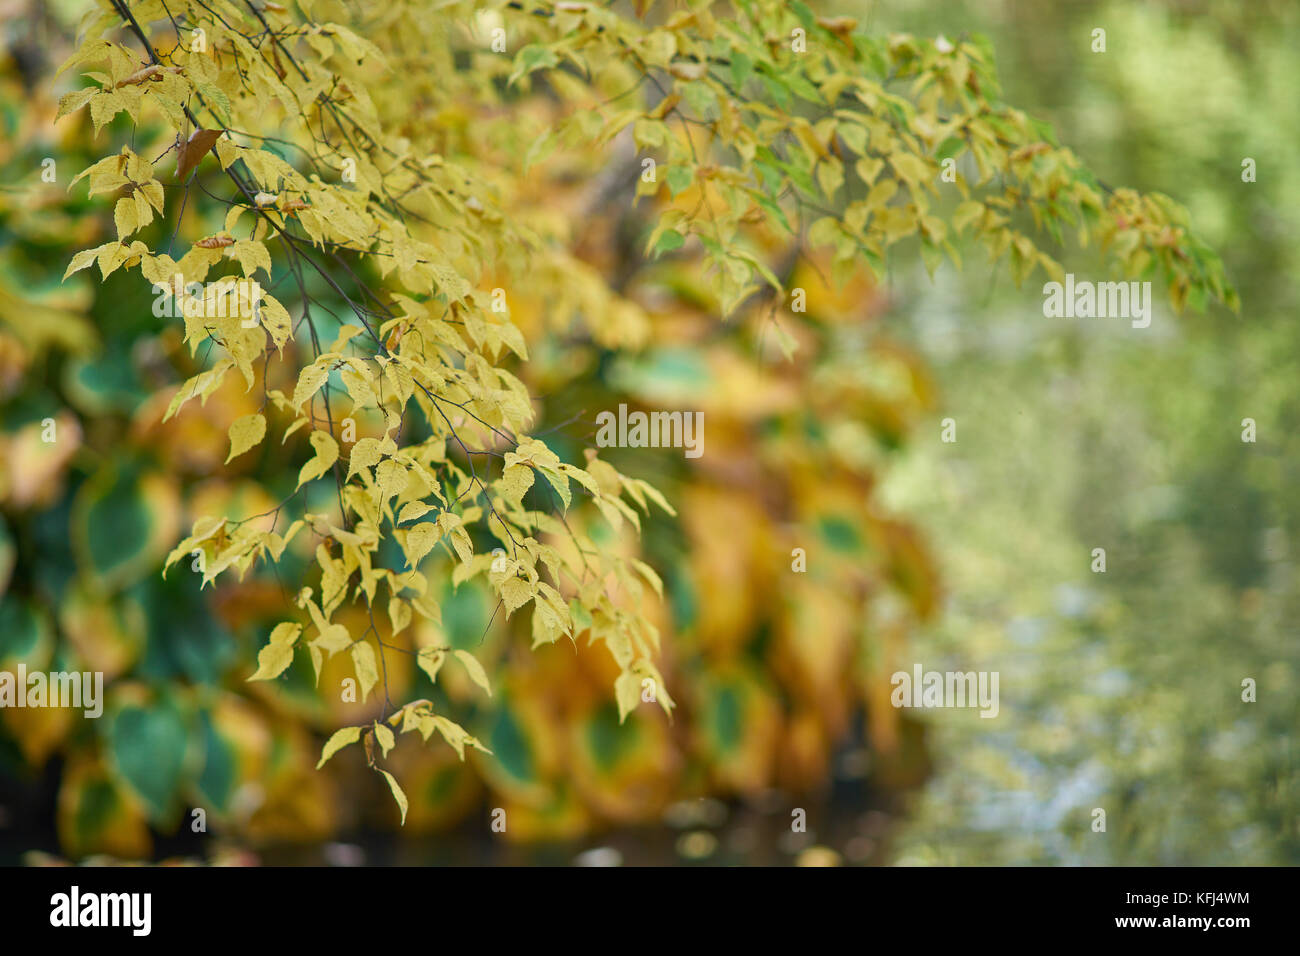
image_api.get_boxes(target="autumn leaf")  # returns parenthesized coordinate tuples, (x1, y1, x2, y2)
(379, 770, 408, 824)
(350, 642, 379, 701)
(500, 576, 533, 615)
(195, 233, 235, 249)
(317, 726, 362, 769)
(248, 640, 294, 681)
(296, 430, 339, 488)
(453, 649, 492, 697)
(37, 0, 1242, 851)
(226, 413, 267, 463)
(175, 128, 224, 181)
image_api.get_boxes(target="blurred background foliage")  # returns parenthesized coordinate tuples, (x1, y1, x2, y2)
(0, 0, 1295, 865)
(871, 0, 1300, 864)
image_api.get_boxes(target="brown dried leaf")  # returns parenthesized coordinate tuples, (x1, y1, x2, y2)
(816, 16, 858, 35)
(175, 128, 224, 181)
(116, 64, 162, 88)
(195, 233, 235, 249)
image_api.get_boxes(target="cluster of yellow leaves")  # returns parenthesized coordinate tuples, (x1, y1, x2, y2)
(492, 0, 1237, 313)
(57, 0, 1234, 821)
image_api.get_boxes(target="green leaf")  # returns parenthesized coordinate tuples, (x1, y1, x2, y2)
(509, 44, 558, 86)
(666, 165, 694, 197)
(652, 228, 685, 257)
(729, 50, 754, 89)
(105, 697, 189, 822)
(936, 136, 966, 161)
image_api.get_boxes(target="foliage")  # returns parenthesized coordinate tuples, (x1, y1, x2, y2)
(0, 0, 1233, 854)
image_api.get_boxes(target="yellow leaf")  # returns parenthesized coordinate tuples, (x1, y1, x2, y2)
(631, 558, 664, 598)
(56, 86, 99, 121)
(227, 239, 272, 279)
(248, 639, 294, 681)
(63, 247, 101, 281)
(397, 501, 434, 524)
(373, 721, 396, 757)
(379, 769, 408, 824)
(226, 413, 267, 463)
(347, 436, 384, 479)
(865, 178, 898, 211)
(432, 716, 492, 760)
(350, 642, 378, 701)
(89, 91, 126, 132)
(214, 137, 241, 170)
(500, 576, 533, 614)
(500, 462, 534, 505)
(535, 464, 571, 510)
(292, 361, 332, 410)
(669, 61, 707, 81)
(615, 669, 642, 722)
(437, 513, 473, 563)
(316, 726, 361, 769)
(340, 364, 377, 409)
(453, 649, 492, 697)
(401, 522, 439, 569)
(268, 622, 302, 645)
(375, 457, 409, 504)
(297, 430, 339, 487)
(312, 623, 351, 655)
(416, 647, 445, 684)
(113, 196, 137, 238)
(388, 596, 412, 636)
(631, 478, 676, 516)
(889, 150, 933, 184)
(259, 294, 293, 349)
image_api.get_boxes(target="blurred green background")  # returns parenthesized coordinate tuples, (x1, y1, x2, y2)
(871, 0, 1300, 864)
